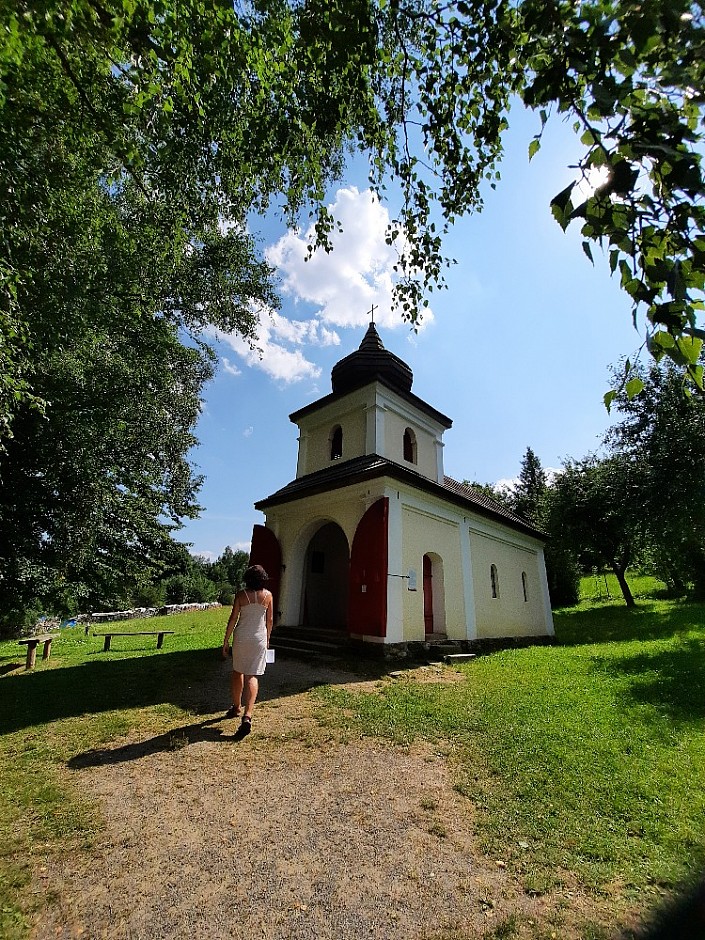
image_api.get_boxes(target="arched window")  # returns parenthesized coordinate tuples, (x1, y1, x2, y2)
(403, 427, 417, 464)
(490, 564, 499, 599)
(330, 425, 343, 460)
(521, 571, 528, 602)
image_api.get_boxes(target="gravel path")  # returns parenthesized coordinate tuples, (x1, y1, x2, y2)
(29, 659, 576, 939)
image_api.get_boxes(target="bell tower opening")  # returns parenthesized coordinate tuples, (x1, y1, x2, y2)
(301, 522, 349, 630)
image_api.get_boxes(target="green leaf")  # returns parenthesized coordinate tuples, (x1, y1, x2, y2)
(650, 330, 675, 349)
(676, 335, 704, 365)
(550, 183, 576, 231)
(604, 390, 617, 412)
(625, 378, 644, 400)
(528, 138, 540, 162)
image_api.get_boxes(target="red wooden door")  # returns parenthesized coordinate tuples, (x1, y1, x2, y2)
(348, 497, 388, 637)
(249, 525, 282, 621)
(423, 554, 434, 634)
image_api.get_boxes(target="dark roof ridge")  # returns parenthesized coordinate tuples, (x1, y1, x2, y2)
(441, 475, 543, 534)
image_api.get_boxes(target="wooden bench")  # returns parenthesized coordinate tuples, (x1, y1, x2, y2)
(18, 634, 58, 670)
(93, 630, 174, 652)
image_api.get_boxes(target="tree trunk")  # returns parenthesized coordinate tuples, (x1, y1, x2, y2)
(612, 564, 635, 607)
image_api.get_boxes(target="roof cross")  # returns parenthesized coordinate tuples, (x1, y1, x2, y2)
(367, 303, 378, 325)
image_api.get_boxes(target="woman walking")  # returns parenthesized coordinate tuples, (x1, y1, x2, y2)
(222, 565, 273, 739)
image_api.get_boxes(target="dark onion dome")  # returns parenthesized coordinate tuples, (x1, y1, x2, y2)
(331, 322, 413, 395)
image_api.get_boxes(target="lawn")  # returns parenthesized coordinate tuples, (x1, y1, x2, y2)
(314, 576, 705, 918)
(0, 608, 227, 939)
(1, 580, 704, 938)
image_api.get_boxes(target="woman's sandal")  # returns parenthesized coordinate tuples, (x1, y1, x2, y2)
(234, 716, 251, 741)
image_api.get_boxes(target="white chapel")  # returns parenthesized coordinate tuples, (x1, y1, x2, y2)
(249, 322, 554, 652)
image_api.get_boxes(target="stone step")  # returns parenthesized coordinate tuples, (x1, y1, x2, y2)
(271, 640, 347, 659)
(273, 625, 346, 642)
(443, 653, 477, 664)
(270, 629, 351, 659)
(271, 635, 344, 651)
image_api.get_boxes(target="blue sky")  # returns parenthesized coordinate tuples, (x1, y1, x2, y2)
(178, 106, 643, 560)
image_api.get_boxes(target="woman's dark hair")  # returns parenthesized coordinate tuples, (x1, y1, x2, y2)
(243, 565, 269, 590)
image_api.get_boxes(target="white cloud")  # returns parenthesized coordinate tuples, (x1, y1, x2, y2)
(213, 187, 430, 384)
(218, 217, 246, 237)
(495, 467, 562, 491)
(267, 310, 341, 347)
(222, 357, 241, 376)
(243, 426, 253, 438)
(212, 315, 322, 384)
(266, 187, 434, 331)
(494, 477, 519, 494)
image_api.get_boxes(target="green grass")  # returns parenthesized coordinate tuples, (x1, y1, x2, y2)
(0, 609, 227, 937)
(2, 587, 705, 937)
(576, 570, 670, 605)
(314, 585, 705, 910)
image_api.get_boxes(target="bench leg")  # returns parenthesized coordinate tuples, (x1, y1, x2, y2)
(103, 635, 112, 652)
(42, 639, 52, 661)
(25, 642, 38, 670)
(157, 632, 165, 649)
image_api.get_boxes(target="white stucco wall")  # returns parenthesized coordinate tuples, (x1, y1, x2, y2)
(298, 403, 368, 476)
(262, 477, 553, 642)
(399, 504, 466, 642)
(383, 412, 438, 480)
(469, 523, 552, 638)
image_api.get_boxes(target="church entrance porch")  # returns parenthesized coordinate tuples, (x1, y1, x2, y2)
(301, 522, 349, 631)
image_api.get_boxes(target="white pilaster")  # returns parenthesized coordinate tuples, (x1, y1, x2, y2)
(296, 432, 309, 478)
(365, 403, 385, 455)
(385, 491, 404, 643)
(435, 437, 445, 482)
(460, 522, 477, 640)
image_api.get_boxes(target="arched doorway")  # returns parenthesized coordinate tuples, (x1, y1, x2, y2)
(423, 552, 446, 636)
(302, 522, 349, 630)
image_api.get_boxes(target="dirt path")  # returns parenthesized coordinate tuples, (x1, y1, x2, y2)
(29, 659, 585, 939)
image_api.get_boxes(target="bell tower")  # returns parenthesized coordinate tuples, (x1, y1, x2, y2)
(290, 322, 451, 482)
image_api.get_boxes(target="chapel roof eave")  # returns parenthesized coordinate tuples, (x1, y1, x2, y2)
(288, 376, 453, 430)
(254, 455, 545, 541)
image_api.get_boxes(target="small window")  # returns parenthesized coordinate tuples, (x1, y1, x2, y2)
(403, 427, 417, 464)
(521, 571, 528, 602)
(490, 564, 499, 599)
(330, 425, 343, 460)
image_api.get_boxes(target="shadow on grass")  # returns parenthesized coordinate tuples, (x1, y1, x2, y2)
(68, 715, 230, 768)
(0, 660, 23, 676)
(593, 637, 705, 725)
(554, 600, 703, 647)
(0, 647, 376, 737)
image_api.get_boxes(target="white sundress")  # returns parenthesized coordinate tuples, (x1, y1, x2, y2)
(231, 590, 269, 676)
